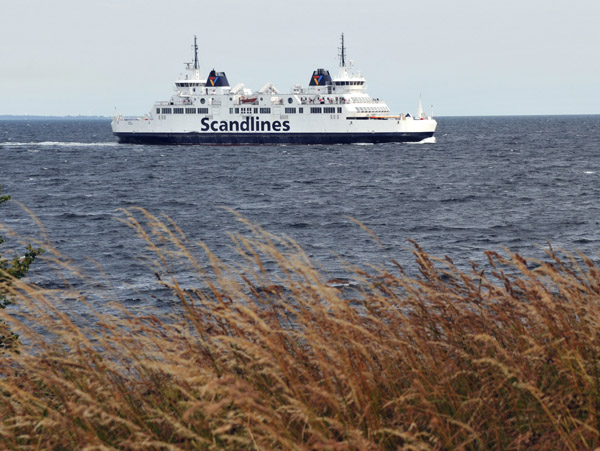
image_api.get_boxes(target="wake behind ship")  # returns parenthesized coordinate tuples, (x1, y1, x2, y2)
(112, 35, 437, 145)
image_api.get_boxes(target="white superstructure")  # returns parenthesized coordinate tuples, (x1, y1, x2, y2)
(112, 35, 437, 145)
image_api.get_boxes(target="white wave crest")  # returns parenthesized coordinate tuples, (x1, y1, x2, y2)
(0, 141, 119, 148)
(408, 137, 437, 145)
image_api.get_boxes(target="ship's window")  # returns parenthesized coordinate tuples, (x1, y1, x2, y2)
(235, 108, 240, 114)
(254, 108, 258, 114)
(324, 107, 335, 114)
(299, 107, 304, 113)
(156, 108, 160, 114)
(161, 108, 172, 114)
(174, 108, 184, 114)
(310, 107, 322, 114)
(288, 97, 293, 104)
(200, 98, 206, 104)
(285, 107, 296, 114)
(230, 108, 233, 114)
(337, 107, 342, 113)
(185, 107, 196, 114)
(198, 108, 209, 114)
(260, 107, 271, 114)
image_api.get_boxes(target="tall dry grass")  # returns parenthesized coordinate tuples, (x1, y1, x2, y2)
(1, 208, 600, 449)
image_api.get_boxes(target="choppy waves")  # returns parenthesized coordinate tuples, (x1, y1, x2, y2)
(1, 116, 600, 309)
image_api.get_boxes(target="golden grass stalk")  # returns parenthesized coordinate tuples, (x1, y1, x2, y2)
(1, 208, 600, 449)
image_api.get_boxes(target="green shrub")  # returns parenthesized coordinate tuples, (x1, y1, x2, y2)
(0, 185, 43, 349)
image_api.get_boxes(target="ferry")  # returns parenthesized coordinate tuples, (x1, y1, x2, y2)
(112, 35, 437, 145)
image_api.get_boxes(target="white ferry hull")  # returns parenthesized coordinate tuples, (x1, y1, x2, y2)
(112, 112, 437, 145)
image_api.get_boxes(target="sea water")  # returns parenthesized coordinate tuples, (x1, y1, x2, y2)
(1, 116, 599, 311)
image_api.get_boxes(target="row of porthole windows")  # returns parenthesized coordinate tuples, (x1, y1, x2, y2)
(334, 81, 364, 86)
(158, 106, 345, 115)
(158, 107, 209, 114)
(310, 107, 343, 114)
(175, 82, 203, 87)
(228, 107, 273, 114)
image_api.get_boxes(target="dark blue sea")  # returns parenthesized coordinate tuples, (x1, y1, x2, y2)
(1, 116, 599, 312)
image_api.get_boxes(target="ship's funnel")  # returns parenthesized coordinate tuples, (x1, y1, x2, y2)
(309, 69, 333, 87)
(206, 69, 230, 87)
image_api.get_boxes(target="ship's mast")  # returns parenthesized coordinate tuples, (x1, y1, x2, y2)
(338, 33, 346, 68)
(193, 35, 199, 70)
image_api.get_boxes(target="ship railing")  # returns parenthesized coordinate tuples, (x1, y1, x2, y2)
(235, 98, 283, 105)
(298, 97, 383, 105)
(123, 115, 150, 121)
(300, 97, 350, 105)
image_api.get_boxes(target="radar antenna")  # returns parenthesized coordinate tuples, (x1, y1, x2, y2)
(338, 33, 346, 68)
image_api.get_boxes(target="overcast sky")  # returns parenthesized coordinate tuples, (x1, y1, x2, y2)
(2, 0, 599, 116)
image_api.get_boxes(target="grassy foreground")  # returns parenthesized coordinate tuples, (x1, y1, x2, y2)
(1, 209, 600, 449)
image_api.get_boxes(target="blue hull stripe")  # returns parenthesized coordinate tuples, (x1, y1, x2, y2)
(114, 132, 434, 145)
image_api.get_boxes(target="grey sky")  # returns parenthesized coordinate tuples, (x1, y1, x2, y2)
(2, 0, 598, 116)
